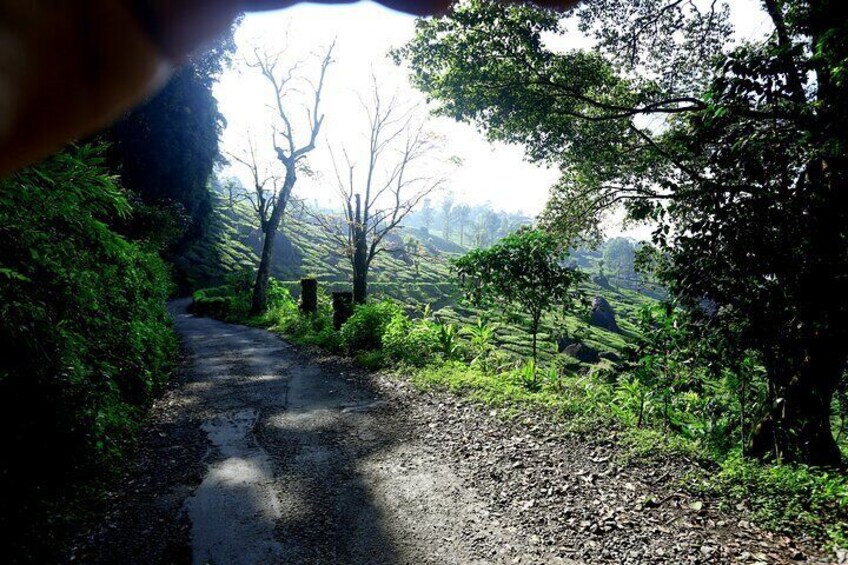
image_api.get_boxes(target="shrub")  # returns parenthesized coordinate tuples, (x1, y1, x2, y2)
(0, 146, 178, 558)
(191, 269, 255, 320)
(258, 287, 343, 351)
(340, 300, 403, 352)
(461, 318, 499, 369)
(382, 311, 440, 365)
(192, 286, 233, 318)
(702, 455, 848, 548)
(435, 321, 463, 360)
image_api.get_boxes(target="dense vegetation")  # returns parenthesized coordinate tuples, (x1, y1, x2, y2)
(102, 27, 236, 290)
(0, 24, 235, 562)
(397, 0, 848, 467)
(0, 147, 178, 560)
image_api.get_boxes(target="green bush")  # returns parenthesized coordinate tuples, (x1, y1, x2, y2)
(192, 287, 233, 318)
(191, 269, 254, 320)
(340, 300, 403, 352)
(382, 311, 441, 365)
(0, 146, 178, 557)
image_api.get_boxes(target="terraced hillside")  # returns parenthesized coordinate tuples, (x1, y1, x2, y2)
(181, 195, 657, 365)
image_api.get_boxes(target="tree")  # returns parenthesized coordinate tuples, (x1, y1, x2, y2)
(603, 237, 635, 280)
(399, 0, 848, 465)
(228, 134, 287, 247)
(480, 209, 501, 247)
(441, 191, 455, 239)
(453, 227, 585, 363)
(104, 27, 237, 246)
(314, 84, 445, 304)
(454, 203, 471, 246)
(245, 43, 334, 314)
(419, 198, 435, 233)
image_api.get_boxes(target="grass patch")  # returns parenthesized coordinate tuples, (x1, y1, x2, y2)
(700, 455, 848, 548)
(408, 360, 614, 431)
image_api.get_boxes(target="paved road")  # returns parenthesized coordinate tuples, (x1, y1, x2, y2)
(79, 299, 542, 564)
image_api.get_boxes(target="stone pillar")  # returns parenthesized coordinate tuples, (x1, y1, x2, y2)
(300, 277, 318, 314)
(332, 291, 354, 330)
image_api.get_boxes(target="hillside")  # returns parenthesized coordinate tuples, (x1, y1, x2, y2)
(179, 196, 656, 366)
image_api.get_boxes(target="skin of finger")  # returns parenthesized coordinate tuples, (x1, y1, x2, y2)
(0, 0, 168, 178)
(0, 0, 580, 177)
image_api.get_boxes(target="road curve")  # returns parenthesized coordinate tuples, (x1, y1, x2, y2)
(77, 298, 554, 564)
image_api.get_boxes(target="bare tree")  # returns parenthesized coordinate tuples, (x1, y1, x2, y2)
(228, 133, 284, 239)
(311, 83, 445, 304)
(243, 42, 334, 314)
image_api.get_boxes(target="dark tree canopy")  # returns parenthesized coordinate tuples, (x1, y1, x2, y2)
(104, 28, 237, 247)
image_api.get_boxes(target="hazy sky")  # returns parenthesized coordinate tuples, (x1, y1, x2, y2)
(215, 0, 772, 239)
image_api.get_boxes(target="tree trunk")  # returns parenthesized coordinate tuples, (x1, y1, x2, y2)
(750, 343, 845, 466)
(251, 225, 276, 314)
(251, 168, 295, 315)
(352, 194, 369, 305)
(531, 315, 540, 365)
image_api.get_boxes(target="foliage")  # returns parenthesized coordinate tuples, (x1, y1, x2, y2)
(105, 28, 237, 291)
(0, 146, 178, 559)
(192, 270, 255, 320)
(409, 360, 614, 428)
(702, 455, 848, 548)
(453, 227, 585, 362)
(621, 303, 770, 455)
(382, 310, 441, 366)
(340, 300, 404, 352)
(400, 0, 848, 465)
(461, 318, 499, 370)
(602, 237, 636, 279)
(435, 321, 462, 360)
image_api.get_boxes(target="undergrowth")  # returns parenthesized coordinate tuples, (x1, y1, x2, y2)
(0, 146, 179, 561)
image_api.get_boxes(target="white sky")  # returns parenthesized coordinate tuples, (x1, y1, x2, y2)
(215, 0, 771, 240)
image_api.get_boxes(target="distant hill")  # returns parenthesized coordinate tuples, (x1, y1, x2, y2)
(179, 195, 657, 365)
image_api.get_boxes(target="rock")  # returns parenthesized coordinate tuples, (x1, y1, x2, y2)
(563, 343, 599, 364)
(589, 296, 620, 333)
(556, 336, 577, 353)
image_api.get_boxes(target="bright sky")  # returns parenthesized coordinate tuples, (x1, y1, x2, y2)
(214, 0, 772, 239)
